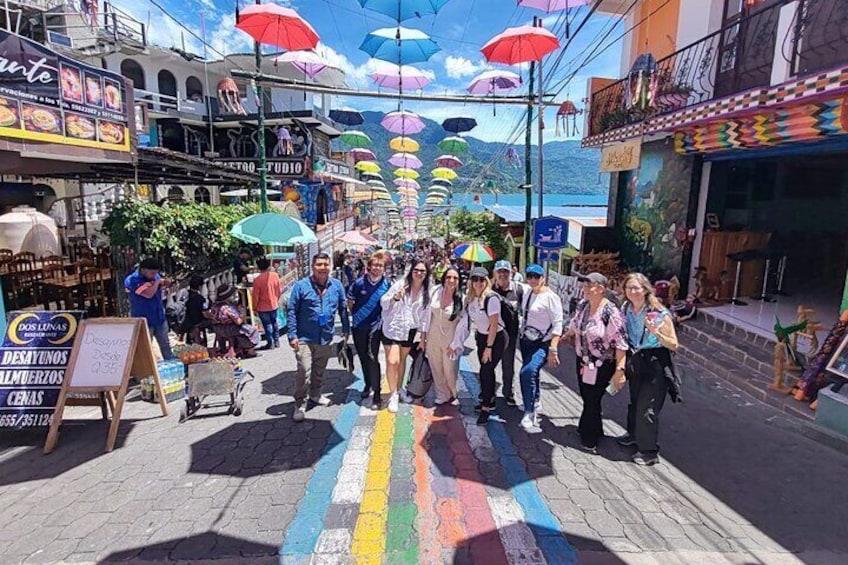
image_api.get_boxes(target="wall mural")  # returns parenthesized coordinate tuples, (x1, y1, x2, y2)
(217, 120, 313, 159)
(620, 139, 694, 277)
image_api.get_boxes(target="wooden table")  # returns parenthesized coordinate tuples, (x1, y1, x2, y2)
(39, 268, 114, 311)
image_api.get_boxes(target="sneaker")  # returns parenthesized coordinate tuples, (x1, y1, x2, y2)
(617, 434, 637, 447)
(579, 443, 599, 455)
(534, 399, 542, 412)
(292, 406, 306, 422)
(371, 395, 383, 410)
(387, 393, 399, 413)
(632, 452, 660, 466)
(309, 395, 331, 407)
(273, 342, 280, 349)
(361, 387, 372, 399)
(505, 396, 518, 407)
(520, 412, 535, 430)
(476, 411, 490, 425)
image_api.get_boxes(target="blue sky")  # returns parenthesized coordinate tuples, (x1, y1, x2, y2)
(111, 0, 624, 142)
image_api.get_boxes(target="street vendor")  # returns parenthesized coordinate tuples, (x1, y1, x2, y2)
(233, 248, 253, 284)
(124, 258, 175, 360)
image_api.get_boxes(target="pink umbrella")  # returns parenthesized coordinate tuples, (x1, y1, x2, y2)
(481, 25, 560, 65)
(402, 208, 418, 218)
(381, 110, 425, 135)
(435, 154, 463, 169)
(273, 49, 329, 78)
(339, 230, 379, 247)
(236, 4, 319, 50)
(389, 152, 423, 169)
(370, 63, 432, 90)
(467, 69, 522, 94)
(393, 178, 421, 189)
(518, 0, 592, 12)
(350, 148, 376, 162)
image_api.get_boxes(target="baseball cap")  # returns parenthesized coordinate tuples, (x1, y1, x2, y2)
(526, 264, 544, 276)
(494, 260, 511, 271)
(470, 266, 489, 279)
(575, 271, 608, 287)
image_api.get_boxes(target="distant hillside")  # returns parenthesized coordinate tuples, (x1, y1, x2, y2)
(331, 111, 604, 195)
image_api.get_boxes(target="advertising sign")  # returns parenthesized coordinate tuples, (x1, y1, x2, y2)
(533, 216, 569, 250)
(0, 311, 83, 429)
(218, 157, 308, 179)
(600, 139, 641, 173)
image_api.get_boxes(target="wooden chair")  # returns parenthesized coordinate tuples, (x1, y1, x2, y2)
(12, 252, 36, 272)
(72, 258, 95, 274)
(41, 264, 68, 309)
(40, 255, 64, 269)
(6, 259, 41, 308)
(0, 248, 12, 262)
(80, 268, 107, 317)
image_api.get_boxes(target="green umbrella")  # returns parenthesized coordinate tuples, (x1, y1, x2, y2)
(230, 213, 317, 246)
(340, 130, 372, 147)
(438, 136, 469, 154)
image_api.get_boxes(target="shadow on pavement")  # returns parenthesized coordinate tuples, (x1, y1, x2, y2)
(97, 532, 277, 563)
(261, 368, 356, 408)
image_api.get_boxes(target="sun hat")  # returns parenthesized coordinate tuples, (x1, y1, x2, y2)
(215, 283, 237, 302)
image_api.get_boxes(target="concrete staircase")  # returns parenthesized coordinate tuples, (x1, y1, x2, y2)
(676, 311, 816, 421)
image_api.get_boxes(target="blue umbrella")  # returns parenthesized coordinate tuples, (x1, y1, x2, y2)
(329, 107, 364, 126)
(358, 0, 449, 21)
(442, 116, 477, 134)
(360, 26, 441, 65)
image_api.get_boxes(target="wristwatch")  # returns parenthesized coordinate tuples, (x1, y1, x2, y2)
(485, 345, 493, 349)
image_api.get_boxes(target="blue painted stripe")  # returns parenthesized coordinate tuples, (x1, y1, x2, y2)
(459, 357, 577, 565)
(279, 372, 362, 564)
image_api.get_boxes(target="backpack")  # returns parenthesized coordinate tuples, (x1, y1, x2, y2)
(467, 294, 508, 333)
(166, 294, 188, 333)
(493, 284, 525, 332)
(406, 346, 433, 399)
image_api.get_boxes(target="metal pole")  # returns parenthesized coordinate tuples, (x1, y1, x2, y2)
(537, 26, 545, 224)
(200, 12, 215, 155)
(254, 0, 268, 213)
(524, 58, 535, 269)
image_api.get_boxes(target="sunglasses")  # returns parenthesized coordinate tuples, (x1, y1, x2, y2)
(526, 273, 542, 280)
(470, 276, 486, 282)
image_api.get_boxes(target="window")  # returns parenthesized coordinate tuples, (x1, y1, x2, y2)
(194, 186, 211, 204)
(186, 76, 203, 102)
(120, 59, 145, 90)
(167, 186, 185, 202)
(157, 69, 177, 98)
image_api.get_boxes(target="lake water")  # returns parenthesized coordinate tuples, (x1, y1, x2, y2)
(447, 192, 608, 212)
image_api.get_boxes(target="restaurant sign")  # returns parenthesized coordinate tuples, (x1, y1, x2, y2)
(0, 30, 130, 152)
(0, 310, 83, 429)
(600, 139, 641, 173)
(218, 157, 308, 179)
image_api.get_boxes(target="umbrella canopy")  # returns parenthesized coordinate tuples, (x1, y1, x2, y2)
(389, 152, 423, 169)
(230, 212, 317, 246)
(370, 63, 432, 90)
(367, 179, 387, 187)
(350, 147, 376, 161)
(394, 178, 421, 189)
(457, 242, 495, 262)
(339, 230, 379, 246)
(355, 160, 381, 173)
(394, 168, 420, 180)
(402, 208, 418, 218)
(518, 0, 592, 11)
(358, 0, 449, 21)
(435, 154, 463, 169)
(390, 136, 420, 152)
(339, 130, 372, 147)
(442, 116, 477, 134)
(427, 186, 450, 196)
(360, 26, 441, 65)
(235, 5, 319, 51)
(381, 110, 426, 135)
(431, 167, 458, 180)
(431, 178, 453, 188)
(437, 136, 469, 154)
(361, 171, 383, 180)
(329, 107, 365, 126)
(273, 49, 328, 78)
(481, 25, 560, 65)
(467, 69, 522, 94)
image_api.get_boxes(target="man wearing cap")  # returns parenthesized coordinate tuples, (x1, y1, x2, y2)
(125, 258, 174, 360)
(492, 260, 528, 406)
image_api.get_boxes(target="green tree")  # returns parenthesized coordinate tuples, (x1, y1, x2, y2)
(449, 209, 508, 261)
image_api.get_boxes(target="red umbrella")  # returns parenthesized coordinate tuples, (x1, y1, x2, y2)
(481, 25, 560, 65)
(236, 4, 319, 50)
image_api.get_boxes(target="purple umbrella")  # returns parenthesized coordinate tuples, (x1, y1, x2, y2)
(273, 50, 330, 78)
(467, 69, 522, 94)
(394, 178, 421, 189)
(389, 152, 423, 169)
(381, 110, 426, 135)
(435, 154, 463, 169)
(370, 63, 432, 90)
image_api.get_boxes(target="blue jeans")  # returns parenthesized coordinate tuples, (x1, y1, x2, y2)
(258, 310, 279, 346)
(519, 340, 549, 413)
(151, 321, 174, 360)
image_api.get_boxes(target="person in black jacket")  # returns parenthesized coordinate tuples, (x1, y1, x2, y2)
(492, 260, 527, 407)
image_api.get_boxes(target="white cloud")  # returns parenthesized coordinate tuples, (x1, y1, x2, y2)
(444, 56, 487, 79)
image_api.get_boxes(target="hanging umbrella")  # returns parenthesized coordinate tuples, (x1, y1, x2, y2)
(350, 147, 376, 161)
(235, 5, 319, 51)
(518, 0, 592, 11)
(361, 171, 383, 180)
(367, 179, 387, 187)
(393, 178, 421, 189)
(274, 49, 328, 78)
(457, 242, 495, 263)
(355, 160, 381, 173)
(339, 230, 379, 246)
(390, 136, 420, 152)
(389, 152, 423, 169)
(360, 26, 440, 65)
(427, 187, 450, 197)
(431, 167, 458, 180)
(329, 107, 365, 126)
(402, 208, 418, 218)
(340, 130, 372, 147)
(230, 212, 317, 246)
(435, 155, 463, 169)
(394, 168, 420, 180)
(437, 136, 469, 154)
(481, 25, 560, 65)
(442, 116, 477, 134)
(467, 69, 522, 94)
(358, 0, 449, 21)
(381, 110, 426, 135)
(432, 178, 453, 188)
(370, 63, 432, 90)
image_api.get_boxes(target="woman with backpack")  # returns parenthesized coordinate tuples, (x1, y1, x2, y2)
(420, 267, 464, 405)
(450, 266, 505, 425)
(517, 264, 564, 430)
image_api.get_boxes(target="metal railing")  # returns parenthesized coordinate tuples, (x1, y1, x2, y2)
(587, 0, 847, 137)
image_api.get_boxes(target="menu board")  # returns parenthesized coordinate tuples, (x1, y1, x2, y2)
(0, 311, 83, 429)
(0, 30, 130, 151)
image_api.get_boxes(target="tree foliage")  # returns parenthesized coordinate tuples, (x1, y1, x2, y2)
(449, 209, 508, 261)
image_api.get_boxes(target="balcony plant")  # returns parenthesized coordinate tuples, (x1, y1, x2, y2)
(655, 68, 694, 112)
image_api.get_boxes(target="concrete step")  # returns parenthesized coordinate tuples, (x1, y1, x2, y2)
(676, 314, 776, 378)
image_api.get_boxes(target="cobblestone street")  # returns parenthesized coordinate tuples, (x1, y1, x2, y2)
(1, 341, 846, 565)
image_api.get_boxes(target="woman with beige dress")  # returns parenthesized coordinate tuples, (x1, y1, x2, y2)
(420, 267, 464, 405)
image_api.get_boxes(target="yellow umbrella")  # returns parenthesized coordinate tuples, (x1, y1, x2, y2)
(431, 167, 458, 180)
(355, 160, 381, 173)
(394, 168, 420, 179)
(390, 136, 420, 152)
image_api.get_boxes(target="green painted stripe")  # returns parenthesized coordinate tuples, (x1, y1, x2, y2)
(386, 408, 419, 563)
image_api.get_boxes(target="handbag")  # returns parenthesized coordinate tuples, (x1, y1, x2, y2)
(519, 292, 552, 345)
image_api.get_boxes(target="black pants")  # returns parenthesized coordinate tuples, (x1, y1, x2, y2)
(353, 328, 383, 400)
(475, 331, 505, 410)
(577, 359, 616, 449)
(500, 328, 518, 399)
(626, 348, 671, 454)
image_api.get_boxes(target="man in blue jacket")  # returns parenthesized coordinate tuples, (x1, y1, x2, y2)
(124, 258, 174, 360)
(287, 252, 350, 422)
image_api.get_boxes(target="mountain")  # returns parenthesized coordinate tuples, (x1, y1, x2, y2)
(332, 111, 605, 195)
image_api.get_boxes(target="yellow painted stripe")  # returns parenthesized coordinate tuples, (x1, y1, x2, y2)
(351, 409, 396, 565)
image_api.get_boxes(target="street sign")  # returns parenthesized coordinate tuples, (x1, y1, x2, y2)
(532, 216, 569, 249)
(538, 249, 560, 263)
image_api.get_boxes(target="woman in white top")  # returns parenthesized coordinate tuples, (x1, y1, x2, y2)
(420, 267, 463, 405)
(450, 266, 505, 425)
(381, 260, 431, 413)
(517, 264, 565, 430)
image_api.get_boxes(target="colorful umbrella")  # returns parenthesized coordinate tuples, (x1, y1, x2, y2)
(235, 5, 319, 51)
(350, 147, 376, 161)
(355, 160, 381, 173)
(435, 155, 463, 169)
(358, 0, 449, 21)
(381, 110, 426, 135)
(481, 25, 560, 65)
(518, 0, 592, 12)
(329, 107, 364, 126)
(230, 212, 317, 246)
(389, 152, 423, 169)
(274, 49, 329, 78)
(339, 230, 379, 246)
(370, 63, 432, 90)
(367, 179, 387, 187)
(437, 136, 469, 154)
(393, 178, 421, 189)
(467, 69, 522, 94)
(360, 26, 441, 65)
(458, 242, 495, 263)
(431, 167, 458, 180)
(431, 178, 453, 188)
(340, 130, 372, 147)
(390, 136, 420, 152)
(402, 208, 418, 218)
(394, 168, 420, 180)
(442, 116, 477, 134)
(362, 171, 383, 180)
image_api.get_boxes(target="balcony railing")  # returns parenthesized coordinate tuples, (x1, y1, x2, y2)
(587, 0, 848, 138)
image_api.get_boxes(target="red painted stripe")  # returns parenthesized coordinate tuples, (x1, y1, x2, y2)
(413, 404, 443, 565)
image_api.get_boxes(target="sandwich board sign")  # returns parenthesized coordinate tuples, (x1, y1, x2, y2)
(44, 318, 168, 453)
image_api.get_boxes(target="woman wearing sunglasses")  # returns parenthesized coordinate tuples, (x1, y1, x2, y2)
(380, 260, 431, 413)
(421, 267, 464, 405)
(450, 266, 505, 425)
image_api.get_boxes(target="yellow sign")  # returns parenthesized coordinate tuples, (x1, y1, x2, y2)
(600, 139, 641, 173)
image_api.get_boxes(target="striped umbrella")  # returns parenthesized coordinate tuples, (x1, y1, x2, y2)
(458, 242, 495, 262)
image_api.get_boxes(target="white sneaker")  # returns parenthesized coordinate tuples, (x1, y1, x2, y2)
(387, 393, 399, 413)
(520, 412, 535, 430)
(310, 395, 331, 406)
(293, 406, 306, 422)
